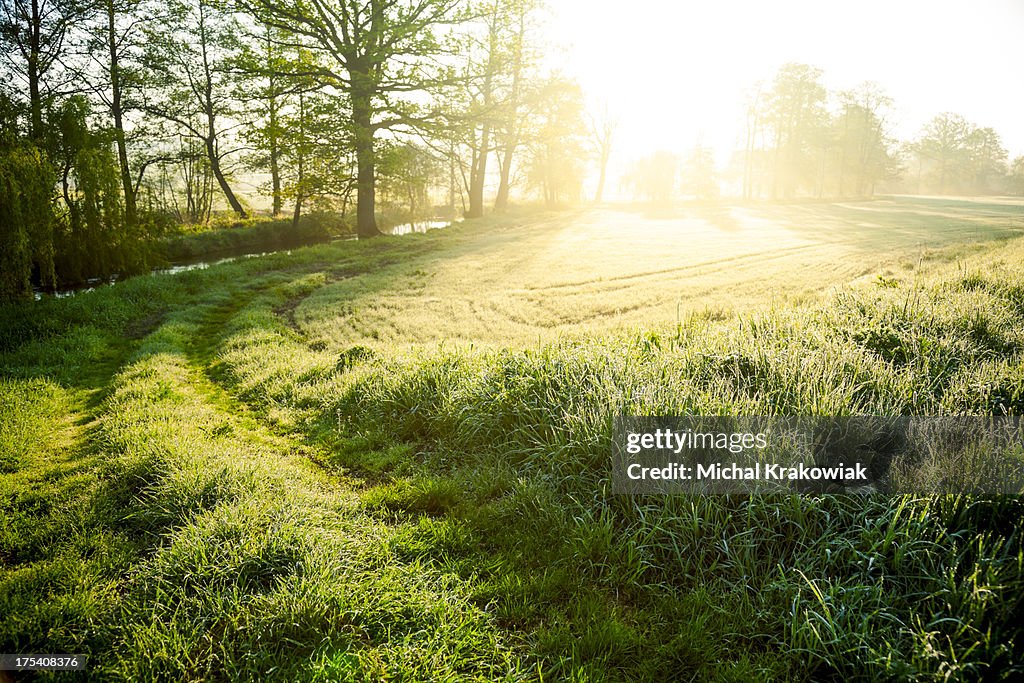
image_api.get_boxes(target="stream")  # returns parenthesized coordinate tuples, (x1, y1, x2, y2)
(34, 218, 452, 300)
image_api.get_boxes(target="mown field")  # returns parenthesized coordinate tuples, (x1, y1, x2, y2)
(2, 196, 1024, 681)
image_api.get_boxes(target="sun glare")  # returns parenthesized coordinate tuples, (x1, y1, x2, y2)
(545, 0, 1024, 189)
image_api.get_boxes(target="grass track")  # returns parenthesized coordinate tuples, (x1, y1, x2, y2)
(3, 197, 1024, 681)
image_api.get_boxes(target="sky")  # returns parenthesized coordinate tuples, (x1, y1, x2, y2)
(542, 0, 1024, 168)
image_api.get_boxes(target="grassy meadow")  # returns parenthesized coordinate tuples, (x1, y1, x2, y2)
(3, 196, 1024, 681)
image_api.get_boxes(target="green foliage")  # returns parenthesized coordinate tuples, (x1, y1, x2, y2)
(49, 97, 158, 286)
(0, 96, 163, 300)
(909, 113, 1010, 195)
(744, 65, 899, 200)
(0, 144, 57, 299)
(764, 63, 828, 199)
(377, 142, 444, 219)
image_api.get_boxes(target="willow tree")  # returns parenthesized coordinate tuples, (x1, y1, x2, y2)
(0, 144, 56, 300)
(239, 0, 466, 238)
(51, 96, 138, 281)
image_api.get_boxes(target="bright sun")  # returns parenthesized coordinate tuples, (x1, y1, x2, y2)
(543, 0, 1024, 181)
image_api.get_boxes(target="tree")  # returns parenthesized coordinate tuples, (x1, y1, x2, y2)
(491, 0, 538, 211)
(162, 136, 216, 223)
(964, 126, 1007, 194)
(0, 137, 56, 299)
(234, 24, 308, 218)
(1009, 156, 1024, 196)
(741, 84, 764, 200)
(239, 0, 467, 238)
(141, 0, 248, 218)
(834, 83, 895, 197)
(78, 0, 150, 228)
(524, 76, 587, 206)
(623, 150, 678, 203)
(378, 141, 442, 219)
(0, 0, 83, 142)
(462, 0, 500, 219)
(910, 114, 1007, 195)
(280, 88, 357, 226)
(915, 113, 970, 195)
(764, 63, 828, 198)
(589, 102, 615, 203)
(681, 144, 718, 199)
(50, 96, 137, 280)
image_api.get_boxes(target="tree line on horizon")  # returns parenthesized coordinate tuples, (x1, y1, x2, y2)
(1, 0, 1023, 302)
(624, 63, 1023, 203)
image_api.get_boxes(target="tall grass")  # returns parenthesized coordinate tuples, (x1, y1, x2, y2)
(200, 240, 1024, 680)
(2, 201, 1024, 680)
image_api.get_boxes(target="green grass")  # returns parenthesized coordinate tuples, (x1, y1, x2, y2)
(2, 197, 1024, 681)
(160, 212, 353, 264)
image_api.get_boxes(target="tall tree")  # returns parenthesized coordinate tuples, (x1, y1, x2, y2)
(741, 84, 764, 200)
(1009, 156, 1024, 196)
(280, 87, 357, 227)
(834, 83, 893, 197)
(491, 0, 537, 211)
(463, 0, 500, 219)
(77, 0, 149, 228)
(0, 103, 56, 299)
(915, 113, 970, 195)
(0, 0, 82, 142)
(964, 126, 1007, 194)
(240, 0, 467, 238)
(524, 76, 586, 206)
(141, 0, 248, 218)
(764, 63, 827, 199)
(234, 23, 299, 217)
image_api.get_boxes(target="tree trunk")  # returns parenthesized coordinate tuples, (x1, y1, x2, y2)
(494, 8, 525, 211)
(467, 8, 500, 218)
(269, 97, 282, 217)
(448, 138, 457, 216)
(198, 0, 245, 219)
(594, 144, 609, 203)
(351, 78, 380, 238)
(494, 142, 514, 210)
(27, 0, 43, 142)
(837, 108, 849, 198)
(292, 194, 302, 227)
(107, 0, 137, 228)
(28, 64, 43, 143)
(292, 101, 303, 229)
(467, 123, 489, 218)
(206, 137, 247, 217)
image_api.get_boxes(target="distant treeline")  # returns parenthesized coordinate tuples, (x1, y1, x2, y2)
(623, 64, 1023, 202)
